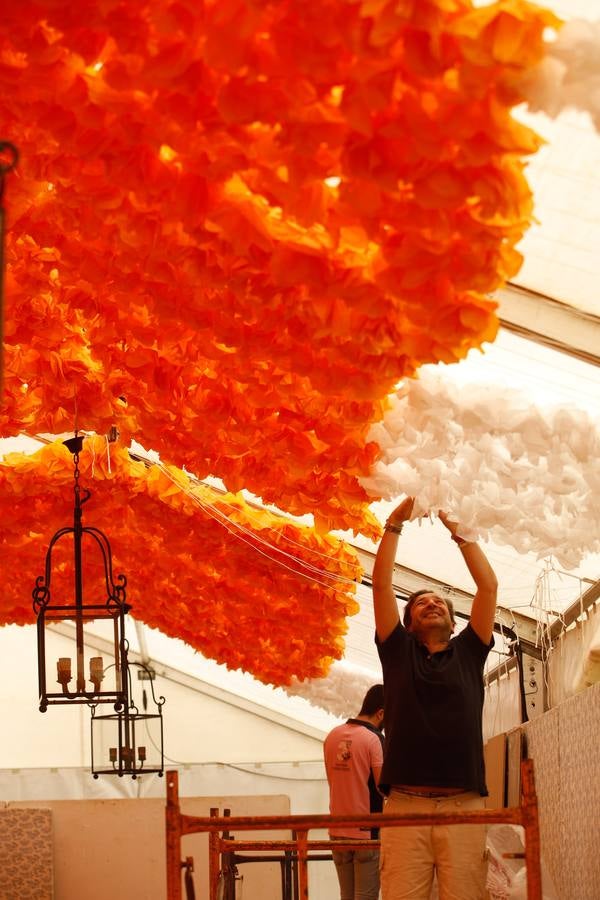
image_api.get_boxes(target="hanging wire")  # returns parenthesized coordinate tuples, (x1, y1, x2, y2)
(546, 587, 569, 710)
(531, 563, 551, 708)
(489, 619, 506, 734)
(158, 459, 364, 575)
(33, 431, 363, 595)
(153, 458, 364, 592)
(105, 434, 112, 473)
(72, 436, 81, 505)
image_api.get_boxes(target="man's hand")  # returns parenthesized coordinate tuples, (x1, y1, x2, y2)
(387, 496, 415, 528)
(438, 510, 460, 536)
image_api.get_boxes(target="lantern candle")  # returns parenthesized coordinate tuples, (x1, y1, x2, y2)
(109, 747, 117, 763)
(57, 658, 72, 684)
(89, 656, 104, 685)
(138, 746, 146, 762)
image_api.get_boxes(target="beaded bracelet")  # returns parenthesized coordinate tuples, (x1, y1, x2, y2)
(384, 521, 403, 535)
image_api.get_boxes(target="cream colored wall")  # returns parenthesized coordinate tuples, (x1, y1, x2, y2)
(514, 682, 600, 900)
(0, 762, 339, 899)
(163, 677, 324, 764)
(7, 793, 291, 900)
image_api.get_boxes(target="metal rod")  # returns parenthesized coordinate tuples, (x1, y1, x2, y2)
(166, 771, 183, 900)
(296, 830, 308, 899)
(179, 807, 523, 834)
(73, 473, 86, 692)
(521, 759, 543, 900)
(114, 617, 122, 694)
(37, 614, 48, 712)
(208, 808, 221, 900)
(221, 840, 372, 852)
(228, 852, 334, 861)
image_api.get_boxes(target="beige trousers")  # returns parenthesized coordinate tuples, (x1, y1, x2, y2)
(380, 789, 488, 900)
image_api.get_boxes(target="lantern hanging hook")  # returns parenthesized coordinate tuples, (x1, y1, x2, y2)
(64, 433, 91, 507)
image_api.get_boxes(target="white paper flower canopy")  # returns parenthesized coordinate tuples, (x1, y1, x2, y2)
(361, 367, 600, 570)
(284, 21, 600, 717)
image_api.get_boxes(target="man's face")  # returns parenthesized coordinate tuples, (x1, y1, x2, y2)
(407, 592, 454, 633)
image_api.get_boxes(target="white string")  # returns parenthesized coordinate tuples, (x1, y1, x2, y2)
(37, 433, 363, 593)
(154, 459, 363, 594)
(156, 461, 364, 581)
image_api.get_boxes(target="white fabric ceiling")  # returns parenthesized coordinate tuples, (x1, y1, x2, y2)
(507, 0, 600, 316)
(353, 328, 600, 612)
(515, 104, 600, 314)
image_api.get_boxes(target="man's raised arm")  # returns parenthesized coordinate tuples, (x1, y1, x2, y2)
(439, 512, 498, 645)
(372, 497, 414, 642)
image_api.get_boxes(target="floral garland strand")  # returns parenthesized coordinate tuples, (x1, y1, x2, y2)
(1, 0, 557, 535)
(0, 437, 361, 685)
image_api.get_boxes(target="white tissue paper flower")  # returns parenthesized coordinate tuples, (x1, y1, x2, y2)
(285, 661, 374, 718)
(521, 19, 600, 130)
(359, 369, 600, 568)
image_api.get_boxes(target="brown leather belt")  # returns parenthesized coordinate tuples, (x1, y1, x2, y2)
(392, 785, 465, 799)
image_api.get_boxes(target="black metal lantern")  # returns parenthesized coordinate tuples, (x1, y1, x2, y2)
(33, 435, 131, 712)
(91, 659, 165, 779)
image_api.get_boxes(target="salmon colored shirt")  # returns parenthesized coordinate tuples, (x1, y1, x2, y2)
(324, 719, 384, 839)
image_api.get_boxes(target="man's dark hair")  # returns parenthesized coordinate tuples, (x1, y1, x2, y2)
(359, 683, 384, 716)
(403, 589, 455, 628)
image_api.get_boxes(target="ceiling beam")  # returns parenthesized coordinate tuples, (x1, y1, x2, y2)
(496, 283, 600, 367)
(548, 578, 600, 642)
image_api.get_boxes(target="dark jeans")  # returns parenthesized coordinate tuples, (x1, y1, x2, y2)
(332, 843, 380, 900)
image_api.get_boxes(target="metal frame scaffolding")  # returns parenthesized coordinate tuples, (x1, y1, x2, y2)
(165, 759, 543, 900)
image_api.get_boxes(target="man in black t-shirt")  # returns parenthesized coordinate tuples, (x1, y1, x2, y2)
(372, 497, 498, 900)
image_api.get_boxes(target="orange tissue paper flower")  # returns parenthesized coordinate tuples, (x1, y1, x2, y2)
(0, 0, 557, 675)
(0, 438, 362, 686)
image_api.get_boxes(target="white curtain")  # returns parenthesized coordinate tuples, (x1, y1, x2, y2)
(547, 602, 600, 707)
(483, 663, 522, 740)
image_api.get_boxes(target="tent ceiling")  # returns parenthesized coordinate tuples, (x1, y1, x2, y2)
(512, 107, 600, 316)
(497, 284, 600, 367)
(506, 0, 600, 315)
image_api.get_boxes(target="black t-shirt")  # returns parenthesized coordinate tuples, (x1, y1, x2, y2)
(376, 622, 492, 796)
(345, 718, 385, 837)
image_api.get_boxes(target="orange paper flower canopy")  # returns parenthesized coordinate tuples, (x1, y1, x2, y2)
(0, 438, 360, 684)
(0, 1, 558, 681)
